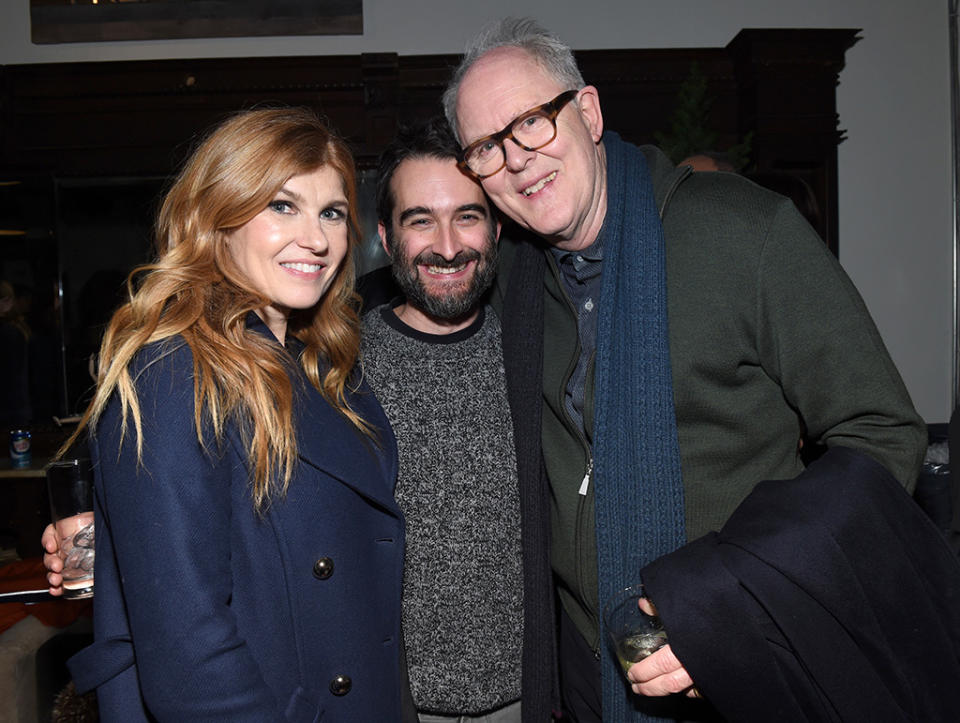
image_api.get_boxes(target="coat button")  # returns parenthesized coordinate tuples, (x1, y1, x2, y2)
(329, 674, 352, 696)
(312, 557, 334, 580)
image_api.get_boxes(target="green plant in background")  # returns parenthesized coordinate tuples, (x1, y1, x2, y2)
(654, 62, 752, 171)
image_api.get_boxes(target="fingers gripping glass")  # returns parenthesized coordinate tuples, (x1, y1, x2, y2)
(458, 89, 579, 180)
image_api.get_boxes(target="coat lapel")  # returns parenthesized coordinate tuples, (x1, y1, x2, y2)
(294, 380, 399, 515)
(242, 313, 398, 515)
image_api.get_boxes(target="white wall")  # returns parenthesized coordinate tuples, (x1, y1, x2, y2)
(1, 0, 952, 423)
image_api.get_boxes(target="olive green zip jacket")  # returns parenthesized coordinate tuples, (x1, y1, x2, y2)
(492, 143, 927, 653)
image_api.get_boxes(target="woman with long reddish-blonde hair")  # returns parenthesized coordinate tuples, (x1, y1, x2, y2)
(42, 107, 410, 721)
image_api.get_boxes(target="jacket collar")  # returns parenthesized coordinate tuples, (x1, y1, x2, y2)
(246, 311, 398, 514)
(294, 380, 399, 515)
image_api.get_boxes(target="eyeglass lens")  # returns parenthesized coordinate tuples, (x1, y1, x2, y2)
(465, 113, 558, 176)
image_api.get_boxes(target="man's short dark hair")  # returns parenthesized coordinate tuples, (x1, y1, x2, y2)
(375, 116, 462, 234)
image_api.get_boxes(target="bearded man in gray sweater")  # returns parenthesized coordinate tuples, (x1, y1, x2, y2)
(359, 118, 552, 723)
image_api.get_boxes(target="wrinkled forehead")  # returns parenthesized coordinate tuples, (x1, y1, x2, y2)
(456, 47, 566, 143)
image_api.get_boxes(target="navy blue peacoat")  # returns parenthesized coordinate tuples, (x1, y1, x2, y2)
(69, 319, 406, 721)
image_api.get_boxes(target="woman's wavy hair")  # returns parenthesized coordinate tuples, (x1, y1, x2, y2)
(64, 107, 367, 511)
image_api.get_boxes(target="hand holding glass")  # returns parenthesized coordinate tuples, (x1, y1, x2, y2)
(603, 583, 668, 676)
(46, 459, 95, 599)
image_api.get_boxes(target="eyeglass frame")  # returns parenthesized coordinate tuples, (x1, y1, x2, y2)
(457, 89, 580, 181)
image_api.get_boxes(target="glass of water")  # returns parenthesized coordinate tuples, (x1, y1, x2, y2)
(602, 583, 668, 677)
(46, 458, 95, 599)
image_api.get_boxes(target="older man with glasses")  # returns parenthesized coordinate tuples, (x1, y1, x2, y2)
(444, 17, 929, 723)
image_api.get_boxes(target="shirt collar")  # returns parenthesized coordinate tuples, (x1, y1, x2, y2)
(550, 228, 605, 280)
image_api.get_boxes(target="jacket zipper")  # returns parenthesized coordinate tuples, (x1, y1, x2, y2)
(545, 252, 602, 657)
(577, 458, 594, 495)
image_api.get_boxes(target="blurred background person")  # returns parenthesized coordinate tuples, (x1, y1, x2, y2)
(0, 279, 32, 426)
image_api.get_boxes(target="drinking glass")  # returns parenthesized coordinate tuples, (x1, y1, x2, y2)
(46, 458, 95, 599)
(602, 583, 667, 677)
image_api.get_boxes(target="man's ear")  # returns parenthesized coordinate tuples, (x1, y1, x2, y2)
(576, 85, 604, 143)
(378, 222, 391, 257)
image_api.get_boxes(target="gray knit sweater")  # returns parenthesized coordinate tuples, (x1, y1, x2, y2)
(361, 302, 524, 715)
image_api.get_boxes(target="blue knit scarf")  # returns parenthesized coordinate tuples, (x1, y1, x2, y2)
(594, 132, 686, 721)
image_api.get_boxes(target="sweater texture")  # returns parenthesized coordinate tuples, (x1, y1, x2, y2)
(361, 303, 524, 715)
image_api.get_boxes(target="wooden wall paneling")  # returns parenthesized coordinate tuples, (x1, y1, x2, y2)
(728, 28, 861, 254)
(575, 47, 740, 152)
(0, 29, 862, 316)
(1, 55, 369, 177)
(0, 30, 859, 239)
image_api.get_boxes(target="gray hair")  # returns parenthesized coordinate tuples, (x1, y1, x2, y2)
(442, 17, 586, 143)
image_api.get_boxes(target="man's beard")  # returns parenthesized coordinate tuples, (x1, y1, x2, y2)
(390, 236, 498, 321)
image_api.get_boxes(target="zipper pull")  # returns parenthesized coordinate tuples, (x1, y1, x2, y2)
(578, 457, 593, 496)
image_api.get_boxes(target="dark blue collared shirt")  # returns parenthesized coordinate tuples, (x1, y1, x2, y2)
(549, 232, 604, 442)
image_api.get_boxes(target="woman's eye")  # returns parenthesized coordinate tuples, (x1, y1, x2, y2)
(320, 207, 345, 221)
(269, 200, 293, 213)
